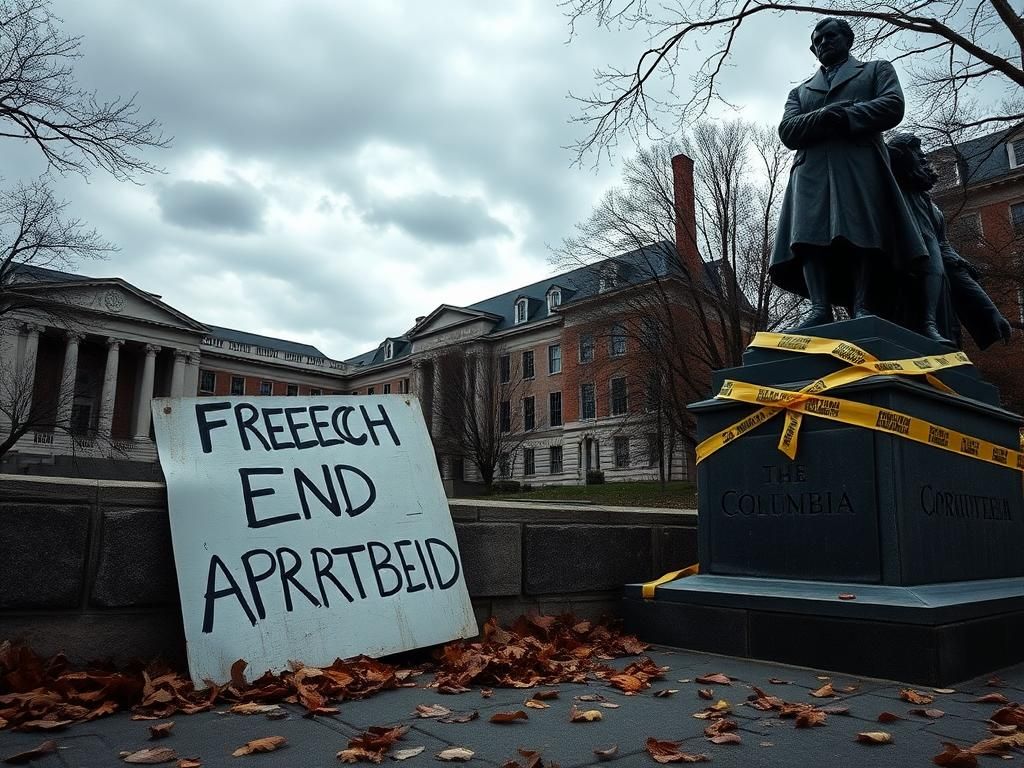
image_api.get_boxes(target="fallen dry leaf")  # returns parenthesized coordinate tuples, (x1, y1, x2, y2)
(229, 659, 247, 690)
(489, 710, 528, 724)
(899, 689, 934, 705)
(227, 703, 282, 715)
(532, 690, 559, 700)
(415, 704, 453, 719)
(598, 702, 620, 709)
(149, 722, 175, 739)
(645, 738, 710, 764)
(122, 747, 179, 764)
(393, 747, 426, 760)
(810, 683, 835, 698)
(231, 736, 286, 757)
(524, 699, 549, 709)
(654, 689, 679, 698)
(704, 719, 737, 738)
(177, 761, 201, 768)
(856, 731, 893, 745)
(697, 689, 713, 700)
(910, 708, 945, 719)
(480, 689, 493, 699)
(987, 677, 1006, 687)
(991, 705, 1024, 727)
(338, 747, 384, 764)
(988, 723, 1018, 735)
(707, 733, 742, 745)
(2, 740, 58, 765)
(14, 720, 71, 732)
(438, 711, 479, 724)
(838, 593, 857, 600)
(569, 707, 603, 722)
(878, 712, 905, 723)
(933, 742, 979, 767)
(819, 705, 849, 715)
(795, 709, 827, 728)
(608, 674, 644, 693)
(767, 678, 790, 685)
(593, 745, 618, 761)
(933, 688, 956, 694)
(436, 747, 474, 761)
(975, 693, 1010, 704)
(695, 673, 731, 686)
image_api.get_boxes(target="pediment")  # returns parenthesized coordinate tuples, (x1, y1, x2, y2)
(410, 304, 500, 338)
(24, 279, 208, 334)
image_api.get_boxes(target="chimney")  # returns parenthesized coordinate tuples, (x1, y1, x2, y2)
(671, 153, 702, 279)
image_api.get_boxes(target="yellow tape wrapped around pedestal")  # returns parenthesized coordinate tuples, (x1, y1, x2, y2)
(695, 332, 1021, 472)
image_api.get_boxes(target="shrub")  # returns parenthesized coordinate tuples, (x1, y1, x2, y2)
(586, 470, 605, 485)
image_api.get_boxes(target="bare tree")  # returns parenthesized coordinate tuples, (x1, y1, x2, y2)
(432, 346, 539, 489)
(553, 124, 802, 459)
(562, 0, 1024, 161)
(0, 0, 169, 180)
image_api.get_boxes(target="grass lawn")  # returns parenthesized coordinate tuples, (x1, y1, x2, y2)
(489, 480, 698, 509)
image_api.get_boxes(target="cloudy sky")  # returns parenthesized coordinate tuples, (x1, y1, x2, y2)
(5, 1, 930, 360)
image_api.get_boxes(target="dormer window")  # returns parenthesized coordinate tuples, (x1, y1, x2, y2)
(546, 288, 562, 314)
(383, 340, 394, 360)
(599, 264, 619, 293)
(931, 153, 961, 191)
(514, 298, 528, 324)
(1009, 136, 1024, 169)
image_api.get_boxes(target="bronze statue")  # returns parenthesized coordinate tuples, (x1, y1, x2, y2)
(770, 18, 944, 341)
(887, 133, 1012, 350)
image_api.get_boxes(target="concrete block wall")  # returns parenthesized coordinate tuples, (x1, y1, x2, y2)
(0, 475, 698, 666)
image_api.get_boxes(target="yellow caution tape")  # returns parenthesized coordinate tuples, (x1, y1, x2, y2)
(696, 332, 1019, 471)
(641, 563, 699, 599)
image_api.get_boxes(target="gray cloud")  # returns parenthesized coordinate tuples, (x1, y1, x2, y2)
(365, 192, 511, 245)
(156, 178, 265, 233)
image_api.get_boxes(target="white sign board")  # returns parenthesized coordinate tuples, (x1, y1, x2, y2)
(151, 395, 478, 683)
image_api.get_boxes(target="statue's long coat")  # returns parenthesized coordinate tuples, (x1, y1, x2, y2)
(770, 56, 928, 307)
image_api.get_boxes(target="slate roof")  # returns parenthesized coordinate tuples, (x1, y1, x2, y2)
(203, 325, 328, 359)
(931, 125, 1024, 187)
(8, 263, 93, 283)
(345, 242, 737, 368)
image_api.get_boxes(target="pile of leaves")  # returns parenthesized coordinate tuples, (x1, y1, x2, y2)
(0, 614, 647, 731)
(432, 615, 648, 691)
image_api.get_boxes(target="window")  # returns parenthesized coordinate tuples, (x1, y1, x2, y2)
(400, 378, 410, 394)
(383, 383, 391, 394)
(611, 377, 628, 416)
(259, 380, 273, 396)
(548, 344, 561, 374)
(933, 158, 961, 190)
(949, 213, 982, 241)
(647, 434, 661, 468)
(646, 371, 661, 412)
(286, 384, 299, 396)
(1009, 137, 1024, 169)
(546, 288, 562, 314)
(498, 452, 510, 478)
(500, 400, 511, 433)
(580, 383, 596, 420)
(230, 376, 245, 396)
(199, 370, 216, 393)
(610, 323, 627, 357)
(549, 446, 563, 474)
(366, 386, 375, 395)
(579, 334, 594, 363)
(522, 350, 535, 379)
(499, 354, 511, 383)
(1011, 202, 1024, 235)
(614, 436, 630, 468)
(514, 298, 528, 324)
(383, 340, 394, 360)
(599, 264, 619, 292)
(549, 391, 562, 427)
(523, 396, 535, 431)
(310, 388, 322, 396)
(524, 447, 535, 476)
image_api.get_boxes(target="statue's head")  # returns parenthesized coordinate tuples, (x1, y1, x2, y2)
(887, 133, 939, 192)
(810, 17, 854, 66)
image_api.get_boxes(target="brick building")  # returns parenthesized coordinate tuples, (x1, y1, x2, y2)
(0, 154, 727, 486)
(929, 126, 1024, 411)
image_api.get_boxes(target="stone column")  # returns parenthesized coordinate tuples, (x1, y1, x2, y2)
(17, 323, 43, 416)
(133, 344, 159, 439)
(412, 361, 430, 431)
(97, 337, 123, 439)
(170, 350, 187, 396)
(55, 331, 84, 428)
(184, 352, 200, 396)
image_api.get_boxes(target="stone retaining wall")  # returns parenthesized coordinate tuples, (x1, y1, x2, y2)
(0, 475, 697, 665)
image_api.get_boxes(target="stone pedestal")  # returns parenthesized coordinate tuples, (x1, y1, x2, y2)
(623, 317, 1024, 684)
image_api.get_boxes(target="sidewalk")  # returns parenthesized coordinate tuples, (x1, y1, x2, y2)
(2, 646, 1020, 767)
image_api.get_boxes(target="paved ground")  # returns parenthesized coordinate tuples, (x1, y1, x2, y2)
(1, 647, 1021, 767)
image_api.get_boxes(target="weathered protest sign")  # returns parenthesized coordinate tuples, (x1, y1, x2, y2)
(151, 395, 477, 683)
